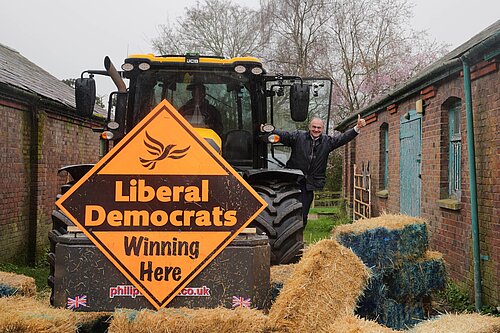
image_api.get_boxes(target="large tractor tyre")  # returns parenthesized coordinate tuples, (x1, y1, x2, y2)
(48, 185, 77, 305)
(48, 166, 92, 306)
(250, 180, 304, 265)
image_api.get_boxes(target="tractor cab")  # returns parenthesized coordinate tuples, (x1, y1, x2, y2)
(76, 53, 332, 172)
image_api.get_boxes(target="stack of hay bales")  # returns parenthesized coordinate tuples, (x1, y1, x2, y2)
(332, 214, 446, 330)
(0, 271, 36, 297)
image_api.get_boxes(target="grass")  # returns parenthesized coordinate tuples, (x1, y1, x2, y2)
(304, 205, 351, 244)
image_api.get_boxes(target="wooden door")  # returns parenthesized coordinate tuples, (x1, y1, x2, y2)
(399, 111, 422, 216)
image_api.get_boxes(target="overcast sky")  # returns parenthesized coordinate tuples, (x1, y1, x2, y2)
(1, 0, 499, 99)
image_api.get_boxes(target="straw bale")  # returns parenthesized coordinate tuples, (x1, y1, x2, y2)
(0, 271, 36, 297)
(268, 239, 370, 332)
(107, 307, 269, 333)
(409, 313, 500, 333)
(384, 251, 446, 301)
(334, 214, 426, 234)
(357, 281, 429, 329)
(0, 296, 110, 333)
(320, 315, 402, 333)
(0, 296, 77, 332)
(333, 214, 428, 269)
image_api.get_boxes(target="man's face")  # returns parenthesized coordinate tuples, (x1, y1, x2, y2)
(193, 85, 205, 101)
(309, 119, 324, 138)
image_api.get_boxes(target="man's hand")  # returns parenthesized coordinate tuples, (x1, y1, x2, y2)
(357, 114, 366, 128)
(354, 114, 366, 133)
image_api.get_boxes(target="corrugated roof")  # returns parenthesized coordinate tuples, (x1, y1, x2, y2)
(0, 43, 76, 109)
(336, 19, 500, 130)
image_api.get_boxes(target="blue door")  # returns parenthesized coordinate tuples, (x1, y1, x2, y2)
(400, 111, 422, 216)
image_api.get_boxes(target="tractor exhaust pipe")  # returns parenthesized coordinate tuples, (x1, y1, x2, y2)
(104, 56, 127, 138)
(104, 56, 127, 92)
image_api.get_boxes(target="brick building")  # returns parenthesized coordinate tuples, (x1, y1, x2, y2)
(0, 43, 104, 264)
(336, 21, 499, 307)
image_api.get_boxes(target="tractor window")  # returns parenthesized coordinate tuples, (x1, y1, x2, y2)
(133, 71, 253, 139)
(265, 78, 332, 168)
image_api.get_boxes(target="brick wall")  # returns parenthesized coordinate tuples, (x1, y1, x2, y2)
(340, 60, 499, 306)
(0, 99, 101, 264)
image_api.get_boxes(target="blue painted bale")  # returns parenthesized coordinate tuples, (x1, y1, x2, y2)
(384, 251, 446, 301)
(333, 215, 428, 269)
(356, 251, 446, 321)
(374, 298, 425, 330)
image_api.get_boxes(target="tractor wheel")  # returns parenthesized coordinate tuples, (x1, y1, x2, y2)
(250, 180, 304, 265)
(48, 189, 76, 306)
(47, 166, 92, 306)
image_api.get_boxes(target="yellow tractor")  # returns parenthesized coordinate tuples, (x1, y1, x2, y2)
(48, 53, 333, 310)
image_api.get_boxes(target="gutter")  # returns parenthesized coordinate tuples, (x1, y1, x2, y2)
(461, 57, 481, 312)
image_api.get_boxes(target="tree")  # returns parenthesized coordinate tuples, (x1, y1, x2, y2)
(259, 0, 332, 76)
(152, 0, 265, 57)
(319, 0, 448, 122)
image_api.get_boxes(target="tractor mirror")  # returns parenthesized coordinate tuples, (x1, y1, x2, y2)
(75, 77, 96, 118)
(290, 83, 309, 122)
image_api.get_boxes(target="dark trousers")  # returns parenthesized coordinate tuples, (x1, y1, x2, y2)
(299, 181, 314, 226)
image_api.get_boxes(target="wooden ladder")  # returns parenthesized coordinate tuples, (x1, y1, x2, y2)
(353, 162, 371, 220)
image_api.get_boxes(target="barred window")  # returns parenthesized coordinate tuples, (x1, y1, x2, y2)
(448, 101, 461, 198)
(380, 123, 389, 189)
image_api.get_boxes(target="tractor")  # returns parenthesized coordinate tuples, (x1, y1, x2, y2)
(48, 53, 332, 310)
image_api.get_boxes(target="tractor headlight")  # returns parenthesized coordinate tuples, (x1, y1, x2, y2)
(138, 62, 151, 71)
(121, 63, 134, 71)
(251, 66, 263, 75)
(234, 65, 246, 73)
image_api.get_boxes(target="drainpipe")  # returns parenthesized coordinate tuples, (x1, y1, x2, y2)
(460, 56, 481, 311)
(28, 104, 40, 266)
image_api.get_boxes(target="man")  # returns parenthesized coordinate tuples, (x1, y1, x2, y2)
(179, 83, 223, 137)
(265, 115, 366, 225)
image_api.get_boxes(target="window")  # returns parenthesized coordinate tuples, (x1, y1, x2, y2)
(448, 101, 461, 199)
(380, 123, 389, 189)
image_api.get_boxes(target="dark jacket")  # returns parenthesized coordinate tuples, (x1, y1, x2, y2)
(273, 128, 358, 190)
(179, 99, 223, 137)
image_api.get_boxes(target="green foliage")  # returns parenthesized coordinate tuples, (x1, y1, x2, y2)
(434, 280, 499, 315)
(325, 151, 343, 191)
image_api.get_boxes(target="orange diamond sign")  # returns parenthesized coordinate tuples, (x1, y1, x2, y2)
(56, 100, 266, 309)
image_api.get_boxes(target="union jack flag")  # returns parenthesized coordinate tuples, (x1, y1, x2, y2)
(232, 296, 251, 308)
(66, 295, 88, 310)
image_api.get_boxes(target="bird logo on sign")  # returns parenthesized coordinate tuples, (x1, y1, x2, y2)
(139, 131, 190, 170)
